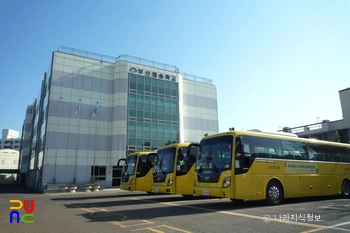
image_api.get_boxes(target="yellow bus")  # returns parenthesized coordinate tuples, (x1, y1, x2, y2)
(151, 143, 199, 197)
(190, 128, 350, 205)
(119, 151, 157, 194)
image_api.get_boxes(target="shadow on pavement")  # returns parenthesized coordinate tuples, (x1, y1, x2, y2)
(0, 184, 36, 194)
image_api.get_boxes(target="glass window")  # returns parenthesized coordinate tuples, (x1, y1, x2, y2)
(158, 113, 164, 120)
(165, 88, 171, 95)
(151, 96, 157, 104)
(151, 78, 157, 85)
(128, 130, 136, 137)
(152, 112, 157, 119)
(137, 93, 143, 102)
(144, 111, 151, 118)
(165, 107, 171, 113)
(165, 81, 171, 88)
(137, 103, 143, 110)
(129, 101, 136, 109)
(165, 114, 171, 121)
(151, 124, 158, 132)
(249, 136, 283, 159)
(171, 82, 177, 89)
(171, 100, 177, 108)
(151, 139, 158, 145)
(328, 145, 348, 162)
(137, 83, 144, 91)
(158, 79, 164, 87)
(144, 95, 150, 103)
(152, 105, 158, 112)
(144, 77, 151, 84)
(137, 75, 144, 83)
(128, 121, 136, 129)
(158, 87, 164, 94)
(171, 114, 178, 121)
(129, 109, 136, 117)
(165, 99, 171, 107)
(281, 140, 308, 160)
(129, 94, 136, 102)
(144, 131, 150, 138)
(129, 73, 137, 81)
(144, 123, 150, 131)
(171, 89, 177, 96)
(128, 137, 135, 144)
(129, 82, 136, 89)
(137, 110, 143, 118)
(171, 125, 178, 133)
(307, 144, 329, 161)
(137, 138, 143, 146)
(151, 132, 158, 138)
(145, 84, 151, 92)
(152, 86, 157, 92)
(136, 122, 143, 130)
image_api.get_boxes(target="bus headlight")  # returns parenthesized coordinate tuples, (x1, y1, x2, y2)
(167, 177, 173, 186)
(222, 176, 231, 188)
(129, 179, 134, 185)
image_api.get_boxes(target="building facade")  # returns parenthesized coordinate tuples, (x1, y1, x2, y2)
(0, 129, 21, 150)
(20, 46, 219, 192)
(282, 87, 350, 143)
(0, 149, 19, 184)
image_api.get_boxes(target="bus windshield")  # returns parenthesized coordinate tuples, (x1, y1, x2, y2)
(196, 135, 232, 173)
(121, 155, 137, 179)
(153, 147, 176, 175)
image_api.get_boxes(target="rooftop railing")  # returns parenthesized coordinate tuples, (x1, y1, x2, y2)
(57, 46, 212, 84)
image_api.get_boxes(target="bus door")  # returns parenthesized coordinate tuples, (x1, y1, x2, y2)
(175, 145, 198, 195)
(135, 153, 157, 192)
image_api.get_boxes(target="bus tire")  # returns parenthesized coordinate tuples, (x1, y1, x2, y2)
(265, 180, 283, 205)
(182, 194, 194, 198)
(230, 199, 244, 203)
(342, 179, 350, 198)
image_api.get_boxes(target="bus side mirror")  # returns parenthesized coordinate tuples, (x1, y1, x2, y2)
(237, 143, 244, 154)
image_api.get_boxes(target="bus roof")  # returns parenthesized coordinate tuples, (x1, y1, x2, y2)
(202, 130, 350, 148)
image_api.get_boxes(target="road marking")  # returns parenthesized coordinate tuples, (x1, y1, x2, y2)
(111, 220, 154, 228)
(134, 225, 191, 233)
(133, 198, 328, 232)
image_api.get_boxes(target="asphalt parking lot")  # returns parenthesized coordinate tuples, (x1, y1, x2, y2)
(1, 184, 350, 233)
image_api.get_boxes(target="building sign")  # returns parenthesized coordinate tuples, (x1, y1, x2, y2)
(129, 67, 177, 82)
(285, 162, 318, 173)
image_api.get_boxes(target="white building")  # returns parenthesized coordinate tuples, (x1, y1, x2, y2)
(0, 149, 19, 184)
(282, 87, 350, 142)
(20, 46, 219, 192)
(0, 129, 21, 151)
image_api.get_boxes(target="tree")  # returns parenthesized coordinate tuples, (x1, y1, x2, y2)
(331, 132, 340, 142)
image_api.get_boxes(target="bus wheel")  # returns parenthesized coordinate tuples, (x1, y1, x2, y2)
(265, 180, 283, 205)
(230, 199, 244, 203)
(342, 179, 350, 198)
(182, 194, 193, 198)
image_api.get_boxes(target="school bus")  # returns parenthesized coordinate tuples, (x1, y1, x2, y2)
(189, 128, 350, 205)
(119, 151, 157, 194)
(151, 143, 199, 197)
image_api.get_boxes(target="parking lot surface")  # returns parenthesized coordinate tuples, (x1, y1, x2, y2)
(1, 184, 350, 233)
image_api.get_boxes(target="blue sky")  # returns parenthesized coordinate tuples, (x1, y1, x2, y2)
(1, 1, 350, 136)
